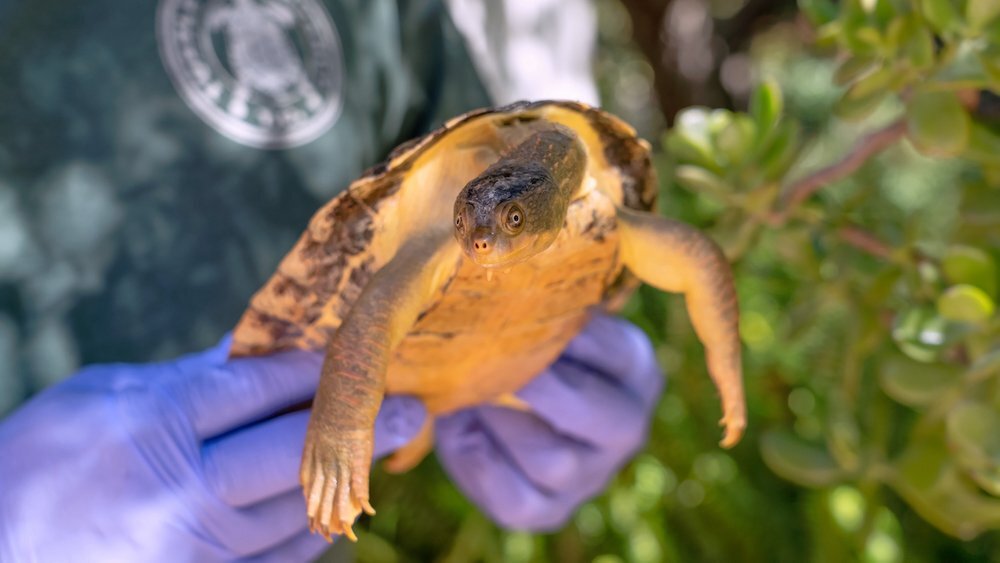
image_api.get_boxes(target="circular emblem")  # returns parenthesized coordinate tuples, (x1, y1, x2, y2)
(157, 0, 344, 149)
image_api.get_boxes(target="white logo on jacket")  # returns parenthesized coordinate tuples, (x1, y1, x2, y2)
(157, 0, 344, 149)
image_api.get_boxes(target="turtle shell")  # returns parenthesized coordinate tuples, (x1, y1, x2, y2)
(231, 100, 656, 413)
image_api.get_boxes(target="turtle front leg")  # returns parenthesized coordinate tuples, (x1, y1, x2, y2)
(301, 233, 459, 541)
(615, 206, 746, 448)
(301, 312, 386, 542)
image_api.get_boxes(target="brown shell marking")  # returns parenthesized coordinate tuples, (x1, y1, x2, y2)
(230, 101, 656, 359)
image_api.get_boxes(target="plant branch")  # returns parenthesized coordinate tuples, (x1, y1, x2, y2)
(836, 225, 894, 259)
(769, 119, 908, 224)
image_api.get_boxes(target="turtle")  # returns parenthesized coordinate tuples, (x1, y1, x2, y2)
(230, 100, 745, 541)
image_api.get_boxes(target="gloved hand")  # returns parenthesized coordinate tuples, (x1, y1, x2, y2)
(0, 338, 427, 563)
(436, 314, 664, 530)
(0, 314, 662, 561)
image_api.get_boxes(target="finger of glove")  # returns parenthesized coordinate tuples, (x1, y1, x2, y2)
(435, 410, 576, 532)
(179, 350, 323, 439)
(516, 360, 652, 452)
(212, 490, 314, 557)
(203, 396, 426, 507)
(373, 395, 428, 459)
(472, 405, 616, 495)
(559, 314, 664, 407)
(203, 411, 310, 507)
(241, 530, 332, 563)
(68, 334, 234, 389)
(172, 333, 234, 374)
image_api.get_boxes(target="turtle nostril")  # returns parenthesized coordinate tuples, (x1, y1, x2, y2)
(470, 228, 495, 255)
(471, 230, 495, 255)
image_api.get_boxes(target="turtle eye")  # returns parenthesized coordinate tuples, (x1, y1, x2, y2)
(502, 204, 525, 234)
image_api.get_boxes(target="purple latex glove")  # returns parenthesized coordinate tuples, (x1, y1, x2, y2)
(436, 314, 664, 531)
(0, 315, 661, 561)
(0, 338, 426, 563)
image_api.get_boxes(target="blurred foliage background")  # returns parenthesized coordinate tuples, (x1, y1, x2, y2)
(349, 0, 1000, 561)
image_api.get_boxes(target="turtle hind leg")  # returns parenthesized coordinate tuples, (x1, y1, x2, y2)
(615, 206, 746, 448)
(383, 418, 434, 473)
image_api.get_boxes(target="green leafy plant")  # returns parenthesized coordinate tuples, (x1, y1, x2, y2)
(650, 0, 1000, 558)
(350, 1, 1000, 560)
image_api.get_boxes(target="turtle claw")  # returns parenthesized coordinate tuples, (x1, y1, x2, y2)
(719, 413, 746, 449)
(301, 434, 374, 542)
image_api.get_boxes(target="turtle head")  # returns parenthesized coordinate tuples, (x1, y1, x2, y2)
(453, 163, 570, 268)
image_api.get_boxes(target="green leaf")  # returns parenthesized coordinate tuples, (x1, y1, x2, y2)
(947, 401, 1000, 471)
(673, 165, 732, 199)
(665, 132, 716, 171)
(896, 440, 949, 491)
(969, 467, 1000, 497)
(750, 80, 784, 139)
(835, 85, 889, 121)
(932, 41, 993, 88)
(872, 0, 898, 26)
(761, 430, 846, 487)
(840, 2, 882, 54)
(892, 306, 952, 362)
(855, 26, 883, 49)
(892, 442, 1000, 540)
(888, 16, 935, 70)
(920, 0, 962, 35)
(799, 0, 839, 25)
(988, 13, 1000, 39)
(668, 107, 721, 171)
(937, 284, 996, 323)
(706, 108, 734, 138)
(879, 354, 962, 407)
(851, 65, 900, 97)
(967, 0, 1000, 33)
(942, 245, 998, 297)
(965, 123, 1000, 164)
(834, 55, 881, 86)
(905, 90, 971, 157)
(714, 114, 757, 168)
(834, 66, 901, 121)
(758, 121, 803, 180)
(982, 50, 1000, 89)
(815, 22, 845, 49)
(947, 401, 1000, 466)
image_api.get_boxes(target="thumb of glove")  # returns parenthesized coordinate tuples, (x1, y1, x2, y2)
(373, 395, 428, 459)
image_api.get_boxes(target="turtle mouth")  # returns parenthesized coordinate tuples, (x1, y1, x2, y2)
(461, 237, 522, 268)
(459, 230, 555, 269)
(471, 257, 508, 268)
(468, 251, 524, 269)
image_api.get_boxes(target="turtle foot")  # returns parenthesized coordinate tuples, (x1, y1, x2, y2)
(301, 432, 375, 542)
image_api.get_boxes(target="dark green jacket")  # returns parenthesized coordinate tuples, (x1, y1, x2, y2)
(0, 0, 491, 414)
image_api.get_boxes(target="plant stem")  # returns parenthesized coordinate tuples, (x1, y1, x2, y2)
(836, 225, 894, 259)
(769, 120, 908, 224)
